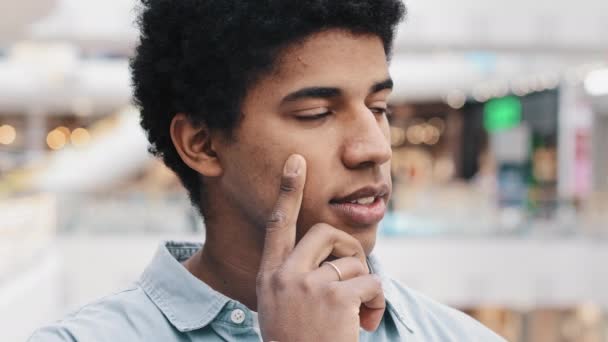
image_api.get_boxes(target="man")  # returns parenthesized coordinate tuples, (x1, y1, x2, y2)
(30, 0, 505, 341)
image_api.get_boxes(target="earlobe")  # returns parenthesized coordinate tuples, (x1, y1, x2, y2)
(170, 113, 223, 177)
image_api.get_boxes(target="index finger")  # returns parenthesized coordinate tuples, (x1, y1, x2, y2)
(260, 154, 307, 272)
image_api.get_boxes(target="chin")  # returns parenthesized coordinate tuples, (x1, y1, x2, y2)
(356, 230, 378, 256)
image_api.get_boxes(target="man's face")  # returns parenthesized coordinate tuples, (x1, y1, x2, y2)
(216, 29, 392, 254)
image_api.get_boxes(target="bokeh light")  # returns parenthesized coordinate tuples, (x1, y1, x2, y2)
(46, 129, 67, 150)
(0, 125, 17, 145)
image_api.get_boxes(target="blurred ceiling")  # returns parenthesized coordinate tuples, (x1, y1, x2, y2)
(27, 0, 138, 53)
(0, 0, 606, 107)
(396, 0, 608, 54)
(0, 0, 606, 54)
(0, 0, 57, 44)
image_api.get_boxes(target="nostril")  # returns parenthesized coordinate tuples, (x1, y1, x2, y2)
(357, 161, 377, 169)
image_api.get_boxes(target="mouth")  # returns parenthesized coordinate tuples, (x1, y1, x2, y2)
(329, 184, 390, 227)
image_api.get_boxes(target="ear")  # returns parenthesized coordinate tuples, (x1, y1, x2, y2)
(170, 113, 223, 177)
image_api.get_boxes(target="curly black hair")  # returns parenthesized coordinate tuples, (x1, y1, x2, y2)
(131, 0, 406, 213)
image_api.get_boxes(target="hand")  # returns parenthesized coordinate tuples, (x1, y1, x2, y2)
(256, 154, 385, 342)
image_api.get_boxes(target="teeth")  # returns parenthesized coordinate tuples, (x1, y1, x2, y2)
(351, 196, 375, 205)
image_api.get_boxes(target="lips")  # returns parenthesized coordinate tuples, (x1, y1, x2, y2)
(330, 185, 390, 204)
(329, 184, 390, 227)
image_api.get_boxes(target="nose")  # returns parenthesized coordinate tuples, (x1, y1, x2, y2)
(341, 106, 392, 170)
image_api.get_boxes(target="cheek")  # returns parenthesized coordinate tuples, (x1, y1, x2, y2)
(293, 141, 339, 225)
(295, 177, 327, 238)
(222, 139, 286, 226)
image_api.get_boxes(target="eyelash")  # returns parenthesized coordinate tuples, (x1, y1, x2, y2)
(296, 107, 390, 121)
(370, 107, 390, 116)
(296, 112, 332, 121)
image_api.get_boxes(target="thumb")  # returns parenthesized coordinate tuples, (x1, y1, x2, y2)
(260, 154, 307, 272)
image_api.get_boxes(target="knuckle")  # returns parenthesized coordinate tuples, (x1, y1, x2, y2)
(346, 237, 366, 259)
(298, 274, 316, 294)
(280, 174, 298, 193)
(266, 210, 287, 229)
(270, 269, 290, 291)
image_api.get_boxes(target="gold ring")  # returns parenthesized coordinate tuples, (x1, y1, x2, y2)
(322, 261, 343, 281)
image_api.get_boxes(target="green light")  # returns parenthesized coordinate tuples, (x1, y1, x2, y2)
(484, 96, 522, 132)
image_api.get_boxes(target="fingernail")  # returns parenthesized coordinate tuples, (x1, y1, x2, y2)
(284, 155, 301, 176)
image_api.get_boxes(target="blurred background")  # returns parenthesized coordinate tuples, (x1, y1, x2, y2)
(1, 0, 607, 341)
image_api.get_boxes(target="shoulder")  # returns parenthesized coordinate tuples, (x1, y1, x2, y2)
(386, 278, 506, 341)
(28, 285, 172, 342)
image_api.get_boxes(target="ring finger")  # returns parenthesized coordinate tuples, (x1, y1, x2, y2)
(310, 256, 369, 283)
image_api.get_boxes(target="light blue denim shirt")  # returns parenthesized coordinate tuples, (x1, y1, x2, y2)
(29, 241, 505, 341)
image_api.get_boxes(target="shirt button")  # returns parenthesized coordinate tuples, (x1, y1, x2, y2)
(230, 308, 246, 324)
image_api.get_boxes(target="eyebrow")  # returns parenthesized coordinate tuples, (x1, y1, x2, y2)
(280, 77, 394, 105)
(281, 87, 341, 104)
(370, 78, 393, 94)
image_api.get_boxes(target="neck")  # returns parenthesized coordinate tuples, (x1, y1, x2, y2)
(184, 215, 265, 311)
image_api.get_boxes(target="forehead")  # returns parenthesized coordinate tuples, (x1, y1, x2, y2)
(264, 29, 389, 92)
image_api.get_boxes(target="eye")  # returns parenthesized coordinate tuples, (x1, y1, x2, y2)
(370, 107, 390, 116)
(295, 109, 333, 121)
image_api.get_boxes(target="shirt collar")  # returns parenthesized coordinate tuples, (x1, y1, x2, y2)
(140, 241, 415, 334)
(139, 241, 230, 332)
(367, 254, 416, 334)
